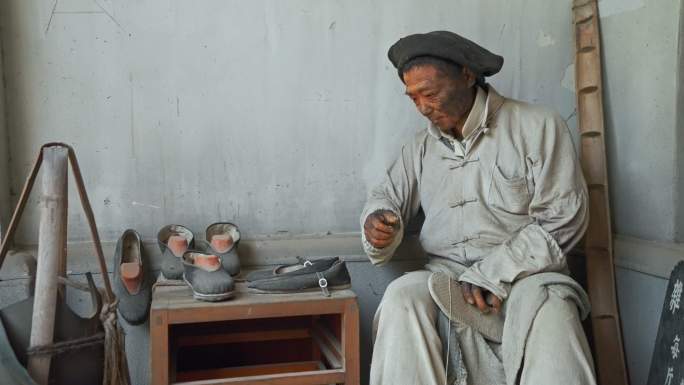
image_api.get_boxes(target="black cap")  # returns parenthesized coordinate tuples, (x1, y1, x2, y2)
(388, 31, 504, 79)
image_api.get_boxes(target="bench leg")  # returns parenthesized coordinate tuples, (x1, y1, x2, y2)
(342, 301, 360, 385)
(150, 310, 170, 385)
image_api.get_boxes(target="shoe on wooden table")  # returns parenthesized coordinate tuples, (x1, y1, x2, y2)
(157, 224, 194, 280)
(182, 251, 235, 302)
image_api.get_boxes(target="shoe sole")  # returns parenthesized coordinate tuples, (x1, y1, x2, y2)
(247, 283, 352, 294)
(183, 275, 235, 302)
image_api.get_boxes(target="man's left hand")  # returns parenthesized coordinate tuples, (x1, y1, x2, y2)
(460, 282, 502, 314)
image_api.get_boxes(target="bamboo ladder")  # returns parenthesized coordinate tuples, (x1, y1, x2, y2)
(572, 1, 629, 384)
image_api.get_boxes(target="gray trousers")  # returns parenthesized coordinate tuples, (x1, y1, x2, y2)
(370, 271, 596, 385)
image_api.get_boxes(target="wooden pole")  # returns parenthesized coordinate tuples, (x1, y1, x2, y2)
(27, 146, 68, 385)
(572, 1, 629, 384)
(58, 158, 68, 299)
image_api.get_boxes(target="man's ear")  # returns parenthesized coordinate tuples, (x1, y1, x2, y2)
(462, 66, 477, 88)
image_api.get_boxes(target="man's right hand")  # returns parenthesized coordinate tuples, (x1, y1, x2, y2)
(460, 282, 503, 314)
(363, 210, 400, 249)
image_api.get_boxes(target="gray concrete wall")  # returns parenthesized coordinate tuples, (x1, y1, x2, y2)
(600, 2, 684, 382)
(3, 0, 678, 245)
(0, 0, 577, 244)
(600, 0, 682, 242)
(0, 15, 9, 237)
(676, 1, 684, 242)
(0, 1, 682, 385)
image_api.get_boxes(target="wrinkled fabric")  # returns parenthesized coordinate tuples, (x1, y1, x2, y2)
(425, 259, 594, 384)
(371, 270, 595, 385)
(371, 271, 446, 385)
(504, 273, 594, 385)
(360, 85, 589, 300)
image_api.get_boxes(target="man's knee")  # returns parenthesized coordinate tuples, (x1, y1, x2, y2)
(527, 290, 590, 350)
(380, 271, 433, 312)
(521, 290, 596, 384)
(535, 290, 582, 327)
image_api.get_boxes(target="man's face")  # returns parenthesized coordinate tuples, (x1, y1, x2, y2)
(403, 65, 475, 136)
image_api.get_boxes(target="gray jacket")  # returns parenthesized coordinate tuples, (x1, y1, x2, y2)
(361, 85, 589, 299)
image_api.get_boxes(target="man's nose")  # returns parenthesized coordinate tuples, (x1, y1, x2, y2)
(417, 102, 432, 116)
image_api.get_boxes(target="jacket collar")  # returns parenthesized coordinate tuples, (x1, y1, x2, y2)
(483, 85, 505, 128)
(427, 85, 505, 141)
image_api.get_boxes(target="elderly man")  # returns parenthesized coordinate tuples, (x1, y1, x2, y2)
(361, 31, 596, 385)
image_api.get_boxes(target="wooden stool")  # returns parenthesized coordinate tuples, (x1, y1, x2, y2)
(150, 282, 360, 385)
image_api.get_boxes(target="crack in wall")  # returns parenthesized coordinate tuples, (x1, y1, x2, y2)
(44, 0, 58, 35)
(92, 0, 128, 34)
(43, 0, 128, 36)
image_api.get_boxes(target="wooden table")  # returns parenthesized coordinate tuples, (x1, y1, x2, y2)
(150, 282, 360, 385)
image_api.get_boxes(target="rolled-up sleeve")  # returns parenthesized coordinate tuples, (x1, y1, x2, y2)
(459, 113, 589, 299)
(360, 137, 423, 265)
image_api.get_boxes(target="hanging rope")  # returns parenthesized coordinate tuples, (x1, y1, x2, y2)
(67, 143, 131, 385)
(26, 333, 105, 357)
(100, 299, 130, 385)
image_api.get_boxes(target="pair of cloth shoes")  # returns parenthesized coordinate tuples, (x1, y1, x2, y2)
(112, 229, 153, 325)
(245, 257, 352, 295)
(158, 222, 241, 279)
(158, 223, 240, 302)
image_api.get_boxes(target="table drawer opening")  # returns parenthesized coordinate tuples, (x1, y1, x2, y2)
(170, 314, 344, 383)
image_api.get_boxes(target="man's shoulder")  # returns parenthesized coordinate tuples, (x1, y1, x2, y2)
(403, 127, 433, 148)
(493, 93, 567, 142)
(498, 96, 560, 122)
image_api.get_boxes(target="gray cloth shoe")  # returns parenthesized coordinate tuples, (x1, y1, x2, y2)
(112, 229, 153, 325)
(247, 257, 351, 293)
(182, 251, 235, 302)
(205, 222, 241, 276)
(245, 256, 339, 282)
(158, 224, 194, 280)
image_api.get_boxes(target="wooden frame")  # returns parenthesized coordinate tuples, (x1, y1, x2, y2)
(572, 1, 629, 384)
(150, 285, 359, 385)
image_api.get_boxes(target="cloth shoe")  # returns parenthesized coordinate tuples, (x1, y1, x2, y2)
(158, 224, 194, 280)
(112, 229, 153, 324)
(204, 222, 241, 276)
(246, 257, 351, 293)
(245, 256, 338, 282)
(182, 251, 235, 302)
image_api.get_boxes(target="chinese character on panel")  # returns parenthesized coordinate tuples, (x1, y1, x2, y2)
(670, 279, 682, 315)
(672, 335, 680, 360)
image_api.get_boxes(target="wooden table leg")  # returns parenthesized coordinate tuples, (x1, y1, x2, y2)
(150, 309, 169, 385)
(342, 300, 360, 385)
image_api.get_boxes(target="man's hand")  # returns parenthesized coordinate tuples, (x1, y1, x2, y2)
(460, 282, 502, 314)
(363, 210, 400, 249)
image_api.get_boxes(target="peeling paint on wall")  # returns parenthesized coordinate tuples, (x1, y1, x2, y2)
(131, 201, 160, 209)
(561, 63, 575, 93)
(536, 30, 556, 47)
